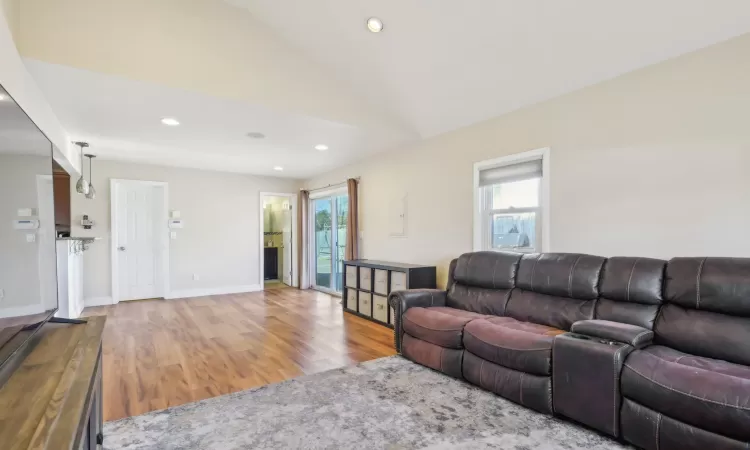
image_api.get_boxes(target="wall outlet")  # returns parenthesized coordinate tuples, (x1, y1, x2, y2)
(192, 274, 200, 281)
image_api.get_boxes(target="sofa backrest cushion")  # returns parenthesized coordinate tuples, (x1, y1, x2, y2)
(447, 284, 513, 316)
(595, 257, 666, 329)
(664, 257, 750, 315)
(506, 253, 605, 330)
(445, 258, 458, 292)
(506, 290, 595, 330)
(655, 257, 750, 366)
(515, 253, 605, 299)
(446, 252, 522, 315)
(451, 251, 521, 289)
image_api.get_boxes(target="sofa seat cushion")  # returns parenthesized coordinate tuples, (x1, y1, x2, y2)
(463, 317, 565, 376)
(622, 345, 750, 442)
(401, 334, 464, 379)
(402, 307, 487, 349)
(423, 306, 489, 320)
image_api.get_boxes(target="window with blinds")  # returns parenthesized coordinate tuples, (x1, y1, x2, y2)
(478, 157, 543, 252)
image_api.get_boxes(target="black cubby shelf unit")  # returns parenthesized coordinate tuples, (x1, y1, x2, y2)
(342, 259, 437, 329)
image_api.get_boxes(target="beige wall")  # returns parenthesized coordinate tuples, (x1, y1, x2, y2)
(71, 160, 297, 302)
(305, 33, 750, 287)
(0, 154, 54, 314)
(0, 6, 78, 174)
(1, 0, 19, 41)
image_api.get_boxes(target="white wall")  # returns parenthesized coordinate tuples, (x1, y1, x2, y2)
(304, 33, 750, 286)
(71, 160, 297, 303)
(0, 154, 55, 316)
(0, 5, 78, 174)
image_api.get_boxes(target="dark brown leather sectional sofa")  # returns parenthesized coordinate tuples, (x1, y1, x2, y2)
(388, 251, 750, 450)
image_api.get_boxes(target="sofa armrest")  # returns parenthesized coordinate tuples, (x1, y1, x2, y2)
(388, 289, 447, 352)
(570, 320, 653, 349)
(388, 289, 447, 313)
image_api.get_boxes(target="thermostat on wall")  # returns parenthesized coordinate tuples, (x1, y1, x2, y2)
(14, 219, 40, 230)
(168, 219, 184, 229)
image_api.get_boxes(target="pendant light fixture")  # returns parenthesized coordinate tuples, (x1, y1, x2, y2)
(74, 142, 90, 195)
(84, 153, 96, 200)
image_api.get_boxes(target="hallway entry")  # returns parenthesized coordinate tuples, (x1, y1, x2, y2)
(260, 193, 295, 288)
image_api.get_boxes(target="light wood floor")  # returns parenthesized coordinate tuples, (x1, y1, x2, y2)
(82, 287, 397, 421)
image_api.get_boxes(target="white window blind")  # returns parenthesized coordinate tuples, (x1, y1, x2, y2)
(478, 159, 542, 187)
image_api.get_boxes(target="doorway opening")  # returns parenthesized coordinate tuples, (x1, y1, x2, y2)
(310, 189, 348, 295)
(260, 193, 296, 289)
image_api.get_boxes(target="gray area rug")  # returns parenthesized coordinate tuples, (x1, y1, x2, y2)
(104, 356, 628, 449)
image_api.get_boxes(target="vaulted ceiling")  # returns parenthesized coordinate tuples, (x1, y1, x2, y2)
(8, 0, 750, 177)
(234, 0, 750, 138)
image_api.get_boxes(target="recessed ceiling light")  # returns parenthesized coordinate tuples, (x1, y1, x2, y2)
(366, 17, 384, 33)
(315, 144, 329, 151)
(247, 132, 266, 139)
(273, 166, 284, 171)
(161, 117, 180, 126)
(0, 94, 7, 101)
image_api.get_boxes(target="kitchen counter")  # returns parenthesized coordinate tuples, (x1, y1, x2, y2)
(56, 236, 101, 241)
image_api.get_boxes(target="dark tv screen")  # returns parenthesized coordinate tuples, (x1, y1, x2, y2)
(0, 84, 59, 372)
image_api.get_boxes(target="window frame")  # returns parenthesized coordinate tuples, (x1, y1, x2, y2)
(473, 148, 551, 253)
(481, 183, 540, 252)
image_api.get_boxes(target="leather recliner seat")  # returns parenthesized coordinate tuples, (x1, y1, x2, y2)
(396, 252, 521, 380)
(395, 251, 607, 414)
(461, 252, 606, 414)
(389, 252, 750, 450)
(619, 257, 750, 450)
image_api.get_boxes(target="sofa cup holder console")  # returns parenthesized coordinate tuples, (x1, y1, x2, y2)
(566, 334, 616, 344)
(552, 331, 634, 438)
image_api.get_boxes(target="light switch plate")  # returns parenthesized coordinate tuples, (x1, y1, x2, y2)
(170, 231, 177, 239)
(17, 208, 33, 217)
(26, 234, 36, 243)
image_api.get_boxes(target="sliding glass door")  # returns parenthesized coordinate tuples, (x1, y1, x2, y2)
(312, 193, 348, 293)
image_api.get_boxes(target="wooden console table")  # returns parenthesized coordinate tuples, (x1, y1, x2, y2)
(0, 316, 106, 450)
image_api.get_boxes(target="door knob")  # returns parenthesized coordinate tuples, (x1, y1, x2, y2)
(118, 246, 126, 251)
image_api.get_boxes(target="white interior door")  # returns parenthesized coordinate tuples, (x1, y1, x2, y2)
(282, 203, 292, 286)
(113, 181, 167, 301)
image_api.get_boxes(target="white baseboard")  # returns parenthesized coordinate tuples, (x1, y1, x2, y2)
(166, 284, 262, 300)
(0, 303, 46, 319)
(83, 286, 262, 306)
(84, 296, 114, 307)
(73, 302, 85, 318)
